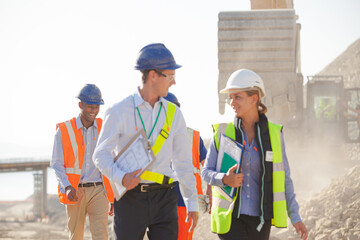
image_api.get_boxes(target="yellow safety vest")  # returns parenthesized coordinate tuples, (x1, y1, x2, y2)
(211, 121, 287, 234)
(139, 102, 176, 184)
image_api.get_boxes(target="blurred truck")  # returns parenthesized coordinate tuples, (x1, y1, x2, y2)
(217, 0, 360, 146)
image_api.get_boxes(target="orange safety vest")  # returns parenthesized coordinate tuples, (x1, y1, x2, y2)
(56, 117, 114, 205)
(187, 128, 203, 195)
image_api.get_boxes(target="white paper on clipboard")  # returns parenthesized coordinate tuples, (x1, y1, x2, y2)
(216, 134, 243, 172)
(215, 134, 243, 199)
(110, 129, 156, 201)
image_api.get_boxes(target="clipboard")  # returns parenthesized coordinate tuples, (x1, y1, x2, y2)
(216, 134, 244, 199)
(110, 129, 156, 200)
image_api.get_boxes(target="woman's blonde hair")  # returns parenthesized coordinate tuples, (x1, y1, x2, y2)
(246, 89, 267, 115)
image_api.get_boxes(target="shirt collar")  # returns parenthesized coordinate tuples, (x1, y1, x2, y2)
(133, 88, 144, 107)
(133, 87, 166, 108)
(76, 115, 98, 130)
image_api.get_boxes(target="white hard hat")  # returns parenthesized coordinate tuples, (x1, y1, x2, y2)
(220, 69, 266, 99)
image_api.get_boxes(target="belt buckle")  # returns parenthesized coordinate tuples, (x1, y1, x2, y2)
(140, 184, 149, 192)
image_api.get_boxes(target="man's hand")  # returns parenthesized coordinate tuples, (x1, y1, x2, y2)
(108, 203, 114, 216)
(185, 211, 199, 232)
(122, 169, 142, 190)
(65, 185, 78, 202)
(222, 164, 243, 188)
(198, 195, 210, 213)
(294, 221, 308, 240)
(206, 184, 212, 214)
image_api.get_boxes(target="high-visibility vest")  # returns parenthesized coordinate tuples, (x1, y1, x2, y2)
(210, 121, 287, 234)
(56, 117, 114, 205)
(139, 102, 177, 184)
(187, 127, 203, 195)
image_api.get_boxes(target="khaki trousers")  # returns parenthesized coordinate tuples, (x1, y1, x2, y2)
(66, 184, 109, 240)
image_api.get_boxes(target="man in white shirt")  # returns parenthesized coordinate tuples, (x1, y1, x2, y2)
(93, 43, 199, 240)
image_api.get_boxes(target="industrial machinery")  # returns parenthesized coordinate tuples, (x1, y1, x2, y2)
(217, 0, 360, 147)
(300, 75, 360, 146)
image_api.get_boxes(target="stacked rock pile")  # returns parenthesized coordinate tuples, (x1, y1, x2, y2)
(273, 165, 360, 240)
(319, 38, 360, 89)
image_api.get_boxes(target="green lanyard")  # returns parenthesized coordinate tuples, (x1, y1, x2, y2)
(136, 102, 163, 139)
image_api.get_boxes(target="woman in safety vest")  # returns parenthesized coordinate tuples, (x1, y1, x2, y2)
(201, 69, 308, 240)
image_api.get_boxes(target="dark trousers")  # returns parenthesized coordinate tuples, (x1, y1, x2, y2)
(113, 187, 179, 240)
(218, 215, 271, 240)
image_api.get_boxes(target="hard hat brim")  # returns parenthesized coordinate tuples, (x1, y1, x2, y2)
(78, 97, 104, 105)
(219, 87, 231, 94)
(219, 87, 244, 94)
(135, 64, 182, 71)
(165, 64, 182, 70)
(220, 87, 265, 99)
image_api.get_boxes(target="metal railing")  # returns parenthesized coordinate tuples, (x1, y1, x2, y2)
(0, 158, 50, 164)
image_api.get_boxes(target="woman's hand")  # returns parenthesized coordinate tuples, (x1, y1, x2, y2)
(294, 221, 308, 240)
(222, 164, 243, 188)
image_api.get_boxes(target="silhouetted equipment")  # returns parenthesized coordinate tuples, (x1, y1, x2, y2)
(305, 75, 360, 143)
(0, 158, 49, 218)
(33, 171, 47, 218)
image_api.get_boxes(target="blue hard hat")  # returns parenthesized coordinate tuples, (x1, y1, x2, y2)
(135, 43, 182, 70)
(76, 84, 104, 105)
(164, 92, 180, 108)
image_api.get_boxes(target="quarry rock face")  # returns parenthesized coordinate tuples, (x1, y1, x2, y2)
(319, 38, 360, 89)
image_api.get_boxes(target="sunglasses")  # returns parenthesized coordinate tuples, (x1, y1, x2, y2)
(153, 69, 175, 82)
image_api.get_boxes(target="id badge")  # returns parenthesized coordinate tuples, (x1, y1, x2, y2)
(265, 151, 273, 162)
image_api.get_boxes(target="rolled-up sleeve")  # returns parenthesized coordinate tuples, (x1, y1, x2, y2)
(201, 138, 226, 187)
(50, 129, 71, 193)
(281, 131, 302, 224)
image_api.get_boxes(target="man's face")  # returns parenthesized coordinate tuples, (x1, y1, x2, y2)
(153, 69, 176, 97)
(79, 102, 100, 124)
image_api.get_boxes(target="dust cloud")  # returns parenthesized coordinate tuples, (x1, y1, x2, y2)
(1, 124, 359, 240)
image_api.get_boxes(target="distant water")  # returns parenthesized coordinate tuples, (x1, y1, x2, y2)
(0, 169, 58, 201)
(0, 142, 58, 201)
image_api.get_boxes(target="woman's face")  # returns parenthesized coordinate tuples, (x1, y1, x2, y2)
(229, 91, 257, 118)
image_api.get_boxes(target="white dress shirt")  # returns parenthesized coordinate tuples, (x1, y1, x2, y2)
(51, 116, 103, 193)
(93, 88, 198, 212)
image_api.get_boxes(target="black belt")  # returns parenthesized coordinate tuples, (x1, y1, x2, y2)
(132, 182, 177, 193)
(78, 182, 103, 188)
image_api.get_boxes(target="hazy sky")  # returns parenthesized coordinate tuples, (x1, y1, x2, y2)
(1, 0, 360, 200)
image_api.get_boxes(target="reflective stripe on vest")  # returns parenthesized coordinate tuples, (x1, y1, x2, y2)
(268, 122, 287, 228)
(210, 121, 287, 234)
(187, 127, 203, 195)
(213, 123, 236, 151)
(64, 120, 81, 170)
(210, 122, 237, 234)
(140, 102, 176, 184)
(140, 170, 174, 184)
(57, 118, 114, 204)
(211, 184, 238, 234)
(65, 168, 82, 175)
